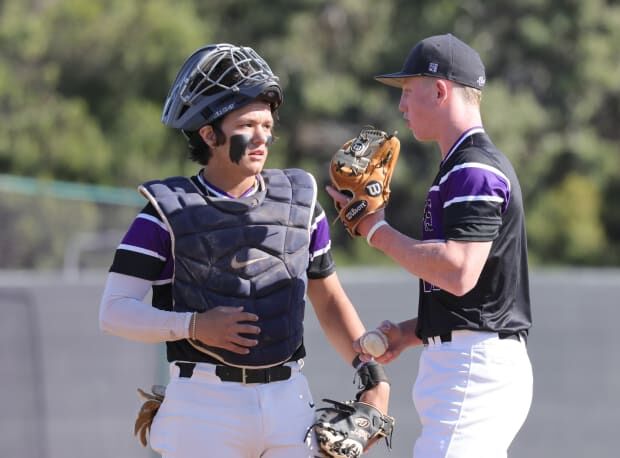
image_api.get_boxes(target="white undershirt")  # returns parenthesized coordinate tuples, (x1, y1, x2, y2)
(99, 272, 191, 343)
(99, 174, 259, 343)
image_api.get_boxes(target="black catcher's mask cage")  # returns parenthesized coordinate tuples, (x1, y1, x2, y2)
(162, 43, 283, 132)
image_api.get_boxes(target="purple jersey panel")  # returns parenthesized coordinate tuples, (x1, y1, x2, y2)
(440, 164, 511, 213)
(309, 211, 331, 260)
(120, 215, 170, 258)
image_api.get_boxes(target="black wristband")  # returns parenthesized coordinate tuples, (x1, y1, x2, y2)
(354, 360, 390, 400)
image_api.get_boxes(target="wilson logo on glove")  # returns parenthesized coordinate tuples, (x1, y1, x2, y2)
(350, 139, 368, 155)
(365, 181, 383, 197)
(345, 200, 368, 221)
(329, 126, 400, 236)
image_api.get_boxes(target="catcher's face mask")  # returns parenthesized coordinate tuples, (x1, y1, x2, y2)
(162, 43, 282, 131)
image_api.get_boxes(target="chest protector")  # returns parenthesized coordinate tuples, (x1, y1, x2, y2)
(139, 169, 317, 368)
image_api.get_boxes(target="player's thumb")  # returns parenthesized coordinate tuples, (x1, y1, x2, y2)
(378, 320, 398, 339)
(378, 320, 395, 332)
(325, 185, 349, 205)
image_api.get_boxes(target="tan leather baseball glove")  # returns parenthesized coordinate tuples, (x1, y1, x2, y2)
(329, 127, 400, 236)
(134, 385, 165, 447)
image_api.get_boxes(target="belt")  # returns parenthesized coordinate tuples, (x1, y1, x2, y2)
(421, 330, 526, 345)
(175, 361, 292, 384)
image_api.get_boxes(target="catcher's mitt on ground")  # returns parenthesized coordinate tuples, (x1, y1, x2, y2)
(134, 385, 166, 447)
(329, 126, 400, 236)
(312, 399, 395, 458)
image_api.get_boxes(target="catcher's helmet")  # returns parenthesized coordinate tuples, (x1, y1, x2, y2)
(161, 43, 282, 131)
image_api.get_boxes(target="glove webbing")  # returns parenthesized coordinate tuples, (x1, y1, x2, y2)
(353, 361, 389, 401)
(318, 399, 395, 450)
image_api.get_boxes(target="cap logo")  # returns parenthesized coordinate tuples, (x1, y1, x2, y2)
(477, 76, 486, 87)
(428, 62, 439, 73)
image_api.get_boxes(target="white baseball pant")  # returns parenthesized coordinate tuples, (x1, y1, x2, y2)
(149, 361, 320, 458)
(412, 330, 533, 458)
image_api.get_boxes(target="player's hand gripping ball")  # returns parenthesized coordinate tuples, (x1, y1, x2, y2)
(329, 126, 400, 236)
(359, 329, 389, 358)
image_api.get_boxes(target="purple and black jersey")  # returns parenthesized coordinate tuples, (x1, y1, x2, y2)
(417, 129, 532, 338)
(110, 171, 335, 363)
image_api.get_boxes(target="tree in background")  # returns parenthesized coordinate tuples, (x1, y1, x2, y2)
(0, 0, 619, 268)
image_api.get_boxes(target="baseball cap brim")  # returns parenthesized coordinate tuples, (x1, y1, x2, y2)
(374, 72, 422, 88)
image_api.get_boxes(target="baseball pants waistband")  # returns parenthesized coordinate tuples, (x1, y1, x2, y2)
(422, 329, 526, 346)
(173, 360, 302, 384)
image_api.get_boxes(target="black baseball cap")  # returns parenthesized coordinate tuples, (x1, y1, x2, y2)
(375, 33, 486, 90)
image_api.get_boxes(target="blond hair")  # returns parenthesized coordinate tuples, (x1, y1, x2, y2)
(454, 84, 482, 106)
(421, 77, 482, 106)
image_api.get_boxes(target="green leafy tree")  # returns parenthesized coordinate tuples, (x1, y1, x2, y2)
(1, 0, 620, 267)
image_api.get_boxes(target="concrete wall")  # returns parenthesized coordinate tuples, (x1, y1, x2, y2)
(1, 268, 618, 458)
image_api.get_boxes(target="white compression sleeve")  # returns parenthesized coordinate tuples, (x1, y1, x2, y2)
(99, 272, 192, 343)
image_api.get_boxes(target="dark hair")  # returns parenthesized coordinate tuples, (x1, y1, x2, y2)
(183, 56, 245, 165)
(183, 58, 238, 165)
(184, 119, 225, 165)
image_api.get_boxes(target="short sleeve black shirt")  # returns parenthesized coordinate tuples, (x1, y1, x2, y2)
(416, 131, 532, 338)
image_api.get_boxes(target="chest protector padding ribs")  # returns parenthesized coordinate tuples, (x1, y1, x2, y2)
(140, 169, 316, 367)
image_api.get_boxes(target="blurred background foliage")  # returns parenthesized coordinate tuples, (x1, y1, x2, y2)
(1, 0, 619, 269)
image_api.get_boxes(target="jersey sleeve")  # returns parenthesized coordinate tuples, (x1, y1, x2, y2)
(307, 201, 336, 279)
(109, 203, 173, 282)
(440, 152, 511, 241)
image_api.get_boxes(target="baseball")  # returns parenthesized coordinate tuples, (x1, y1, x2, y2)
(360, 329, 389, 357)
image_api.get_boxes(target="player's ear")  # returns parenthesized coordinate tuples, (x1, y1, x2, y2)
(199, 125, 217, 148)
(435, 79, 449, 103)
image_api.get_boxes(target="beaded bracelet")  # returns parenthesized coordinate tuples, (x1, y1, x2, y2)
(191, 312, 197, 340)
